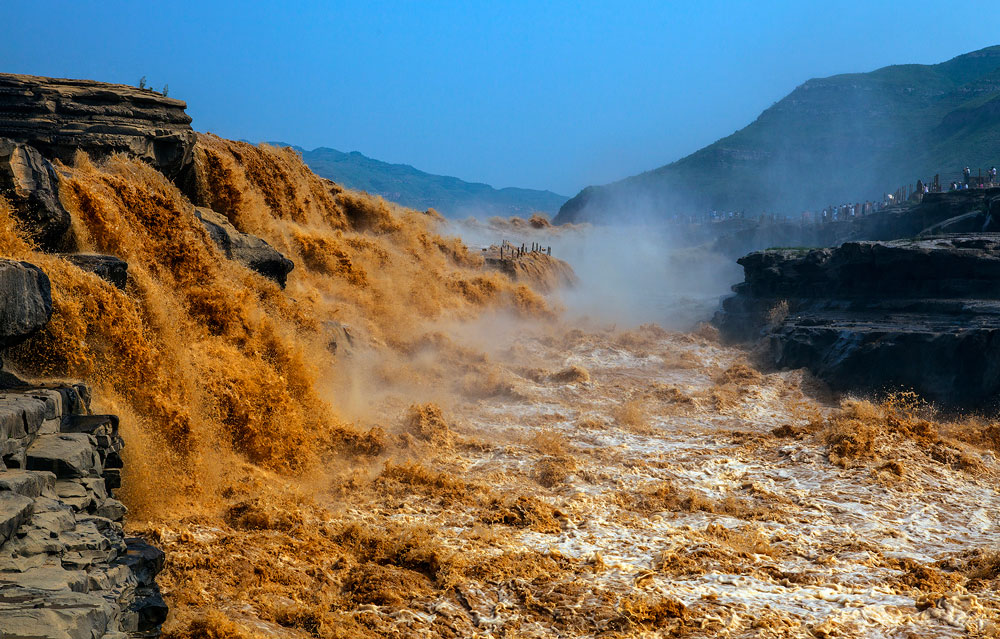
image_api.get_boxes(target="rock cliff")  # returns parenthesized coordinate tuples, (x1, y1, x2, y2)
(714, 235, 1000, 408)
(0, 258, 165, 637)
(0, 73, 196, 179)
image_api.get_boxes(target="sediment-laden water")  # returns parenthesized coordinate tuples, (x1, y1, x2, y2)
(1, 137, 996, 638)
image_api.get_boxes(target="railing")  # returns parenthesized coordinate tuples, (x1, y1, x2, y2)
(494, 239, 551, 259)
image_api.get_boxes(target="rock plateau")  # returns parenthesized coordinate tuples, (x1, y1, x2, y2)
(715, 234, 1000, 408)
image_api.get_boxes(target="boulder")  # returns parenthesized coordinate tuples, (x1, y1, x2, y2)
(60, 254, 128, 290)
(0, 259, 52, 349)
(0, 73, 196, 179)
(195, 207, 294, 287)
(714, 234, 1000, 408)
(0, 138, 72, 250)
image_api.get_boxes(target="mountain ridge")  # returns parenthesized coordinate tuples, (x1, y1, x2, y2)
(269, 142, 567, 218)
(556, 45, 1000, 224)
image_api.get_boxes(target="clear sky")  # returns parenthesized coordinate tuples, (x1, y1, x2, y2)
(4, 1, 999, 195)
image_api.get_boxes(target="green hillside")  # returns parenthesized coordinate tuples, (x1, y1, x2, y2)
(555, 45, 1000, 224)
(278, 145, 567, 218)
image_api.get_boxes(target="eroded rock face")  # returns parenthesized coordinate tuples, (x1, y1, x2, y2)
(0, 384, 166, 638)
(0, 259, 165, 636)
(61, 254, 128, 290)
(0, 260, 52, 349)
(0, 73, 196, 179)
(714, 235, 1000, 408)
(195, 207, 294, 287)
(0, 138, 72, 251)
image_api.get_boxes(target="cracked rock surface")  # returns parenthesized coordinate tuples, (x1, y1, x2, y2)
(0, 383, 166, 638)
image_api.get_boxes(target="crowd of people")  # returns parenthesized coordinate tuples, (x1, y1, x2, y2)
(672, 166, 999, 226)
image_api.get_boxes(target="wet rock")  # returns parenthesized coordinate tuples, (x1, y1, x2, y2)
(61, 254, 128, 290)
(120, 538, 165, 587)
(323, 320, 354, 355)
(715, 234, 1000, 408)
(128, 588, 168, 632)
(0, 138, 72, 250)
(0, 259, 52, 349)
(62, 414, 119, 436)
(0, 73, 196, 179)
(195, 206, 294, 287)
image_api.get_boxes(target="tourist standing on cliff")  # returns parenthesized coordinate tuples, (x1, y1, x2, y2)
(964, 166, 972, 185)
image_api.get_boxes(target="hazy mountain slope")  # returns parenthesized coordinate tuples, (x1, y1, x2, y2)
(277, 144, 567, 218)
(556, 45, 1000, 224)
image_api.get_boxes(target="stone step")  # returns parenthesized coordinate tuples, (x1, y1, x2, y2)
(0, 564, 88, 592)
(25, 434, 101, 479)
(0, 469, 55, 498)
(0, 587, 114, 639)
(0, 395, 47, 440)
(0, 491, 33, 545)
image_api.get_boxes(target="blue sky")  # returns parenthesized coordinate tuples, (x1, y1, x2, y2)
(4, 1, 999, 194)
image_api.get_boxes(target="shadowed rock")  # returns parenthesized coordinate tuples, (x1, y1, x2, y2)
(715, 234, 1000, 408)
(0, 73, 196, 179)
(61, 254, 128, 290)
(0, 492, 33, 544)
(0, 138, 72, 250)
(195, 207, 294, 287)
(0, 259, 52, 349)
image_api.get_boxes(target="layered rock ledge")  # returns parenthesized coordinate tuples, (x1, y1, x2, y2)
(0, 381, 166, 638)
(0, 73, 196, 179)
(0, 257, 164, 637)
(714, 234, 1000, 408)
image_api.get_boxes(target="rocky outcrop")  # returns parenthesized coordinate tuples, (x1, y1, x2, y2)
(0, 260, 165, 637)
(195, 207, 294, 287)
(0, 138, 72, 250)
(0, 384, 166, 638)
(711, 188, 1000, 258)
(0, 260, 52, 350)
(62, 254, 128, 290)
(0, 73, 196, 179)
(714, 235, 1000, 408)
(483, 245, 577, 292)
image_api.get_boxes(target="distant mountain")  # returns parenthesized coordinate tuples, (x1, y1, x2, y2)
(556, 45, 1000, 224)
(270, 144, 567, 218)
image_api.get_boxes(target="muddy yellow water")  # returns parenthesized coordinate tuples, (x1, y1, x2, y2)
(146, 323, 999, 638)
(0, 137, 996, 638)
